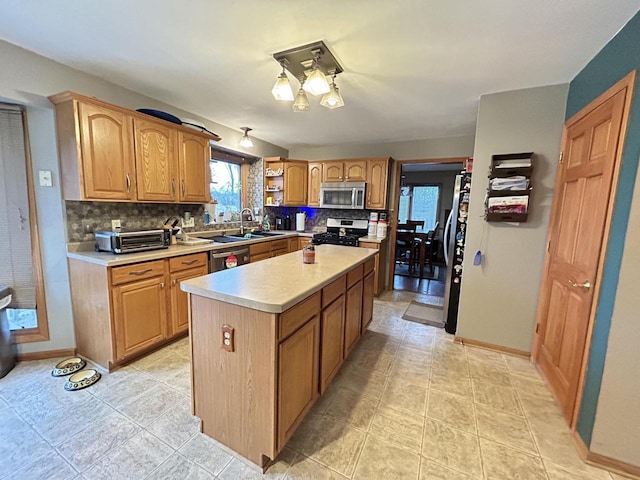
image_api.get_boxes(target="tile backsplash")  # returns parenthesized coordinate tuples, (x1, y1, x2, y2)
(264, 207, 386, 230)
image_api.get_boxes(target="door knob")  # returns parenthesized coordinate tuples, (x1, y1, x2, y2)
(568, 279, 591, 291)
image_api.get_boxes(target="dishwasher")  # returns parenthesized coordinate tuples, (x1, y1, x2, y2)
(0, 285, 16, 379)
(209, 247, 250, 272)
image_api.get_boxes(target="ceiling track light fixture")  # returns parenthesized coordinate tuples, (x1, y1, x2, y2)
(238, 127, 254, 148)
(272, 40, 344, 112)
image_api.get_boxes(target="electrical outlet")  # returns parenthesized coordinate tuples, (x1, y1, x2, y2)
(181, 217, 195, 228)
(111, 219, 121, 230)
(82, 221, 94, 234)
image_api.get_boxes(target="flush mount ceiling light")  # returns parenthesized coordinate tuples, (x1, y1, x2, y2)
(320, 74, 345, 109)
(271, 60, 294, 101)
(272, 40, 344, 112)
(238, 127, 253, 148)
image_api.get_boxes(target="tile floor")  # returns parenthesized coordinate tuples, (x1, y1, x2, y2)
(0, 291, 627, 480)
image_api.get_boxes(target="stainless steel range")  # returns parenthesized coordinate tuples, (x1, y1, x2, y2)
(312, 218, 369, 247)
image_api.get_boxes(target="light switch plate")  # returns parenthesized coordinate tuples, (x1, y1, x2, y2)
(38, 170, 53, 187)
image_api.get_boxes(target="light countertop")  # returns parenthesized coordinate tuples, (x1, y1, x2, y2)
(180, 244, 378, 313)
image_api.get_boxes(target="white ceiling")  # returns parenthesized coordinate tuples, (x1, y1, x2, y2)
(0, 1, 637, 150)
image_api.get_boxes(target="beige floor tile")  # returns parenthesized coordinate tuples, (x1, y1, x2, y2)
(369, 404, 425, 453)
(465, 346, 506, 365)
(472, 379, 523, 416)
(419, 458, 473, 480)
(544, 459, 615, 480)
(285, 454, 348, 479)
(379, 377, 428, 415)
(426, 390, 477, 434)
(480, 438, 547, 480)
(295, 416, 366, 477)
(358, 330, 400, 353)
(118, 381, 186, 427)
(92, 372, 161, 409)
(0, 407, 31, 439)
(219, 448, 297, 479)
(475, 404, 537, 454)
(163, 367, 193, 397)
(57, 411, 141, 471)
(146, 453, 214, 479)
(396, 344, 433, 363)
(333, 364, 387, 401)
(505, 355, 540, 378)
(469, 361, 512, 387)
(430, 370, 474, 398)
(389, 358, 431, 384)
(7, 452, 78, 480)
(422, 418, 482, 477)
(146, 398, 202, 449)
(82, 430, 173, 480)
(132, 352, 190, 382)
(346, 348, 395, 376)
(0, 427, 55, 477)
(179, 432, 234, 476)
(324, 387, 378, 430)
(352, 435, 421, 479)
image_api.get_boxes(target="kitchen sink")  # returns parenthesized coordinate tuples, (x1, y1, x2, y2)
(255, 231, 284, 236)
(196, 234, 246, 243)
(228, 234, 266, 240)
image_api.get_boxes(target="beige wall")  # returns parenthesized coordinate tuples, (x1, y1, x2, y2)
(0, 40, 287, 354)
(590, 155, 640, 465)
(456, 84, 569, 352)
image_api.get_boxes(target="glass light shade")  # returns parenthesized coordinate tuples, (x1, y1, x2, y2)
(239, 133, 253, 148)
(292, 87, 310, 112)
(302, 68, 330, 96)
(271, 72, 294, 101)
(320, 83, 344, 109)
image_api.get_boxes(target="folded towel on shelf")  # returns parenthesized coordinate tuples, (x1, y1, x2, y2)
(490, 176, 529, 191)
(488, 195, 529, 214)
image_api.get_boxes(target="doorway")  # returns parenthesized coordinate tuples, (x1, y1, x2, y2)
(533, 71, 635, 426)
(390, 160, 464, 297)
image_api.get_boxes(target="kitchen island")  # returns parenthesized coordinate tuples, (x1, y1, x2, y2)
(181, 244, 378, 469)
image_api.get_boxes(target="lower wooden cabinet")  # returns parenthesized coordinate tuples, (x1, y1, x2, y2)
(277, 315, 320, 449)
(113, 276, 168, 361)
(344, 279, 363, 357)
(359, 239, 387, 296)
(320, 295, 345, 393)
(362, 271, 375, 333)
(250, 236, 297, 262)
(68, 252, 207, 370)
(298, 237, 313, 250)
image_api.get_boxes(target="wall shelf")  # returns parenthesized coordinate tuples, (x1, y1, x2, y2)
(485, 152, 533, 223)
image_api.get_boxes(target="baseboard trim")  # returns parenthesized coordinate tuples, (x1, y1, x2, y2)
(573, 431, 640, 479)
(17, 348, 77, 362)
(454, 336, 530, 358)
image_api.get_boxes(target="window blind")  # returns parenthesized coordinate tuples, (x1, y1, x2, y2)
(0, 105, 36, 309)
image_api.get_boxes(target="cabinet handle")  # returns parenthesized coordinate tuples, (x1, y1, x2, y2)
(181, 259, 198, 265)
(171, 178, 176, 197)
(345, 175, 349, 179)
(171, 279, 177, 286)
(125, 173, 131, 193)
(129, 268, 152, 276)
(181, 179, 185, 198)
(159, 282, 165, 288)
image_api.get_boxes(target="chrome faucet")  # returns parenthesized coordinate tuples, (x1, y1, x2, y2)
(239, 208, 253, 235)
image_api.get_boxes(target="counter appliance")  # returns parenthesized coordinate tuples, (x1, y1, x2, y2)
(94, 229, 170, 254)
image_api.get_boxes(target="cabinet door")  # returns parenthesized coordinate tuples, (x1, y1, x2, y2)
(320, 295, 345, 393)
(178, 132, 210, 203)
(344, 160, 366, 181)
(170, 265, 208, 336)
(283, 162, 308, 206)
(307, 163, 322, 206)
(361, 271, 375, 334)
(251, 251, 272, 263)
(78, 102, 136, 200)
(366, 158, 389, 209)
(278, 315, 320, 449)
(298, 237, 312, 251)
(113, 276, 167, 361)
(134, 118, 178, 202)
(322, 162, 344, 182)
(344, 280, 363, 357)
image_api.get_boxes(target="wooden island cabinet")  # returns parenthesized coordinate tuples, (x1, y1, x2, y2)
(182, 245, 378, 470)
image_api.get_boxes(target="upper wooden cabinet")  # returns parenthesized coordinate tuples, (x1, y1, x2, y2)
(264, 157, 308, 207)
(366, 157, 391, 210)
(307, 162, 322, 206)
(49, 91, 218, 203)
(322, 160, 366, 182)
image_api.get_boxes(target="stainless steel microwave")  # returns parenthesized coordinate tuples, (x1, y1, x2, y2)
(319, 182, 366, 209)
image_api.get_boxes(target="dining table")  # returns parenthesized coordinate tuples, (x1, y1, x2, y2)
(395, 228, 433, 279)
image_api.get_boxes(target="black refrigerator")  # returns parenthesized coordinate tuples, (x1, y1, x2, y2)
(443, 172, 472, 334)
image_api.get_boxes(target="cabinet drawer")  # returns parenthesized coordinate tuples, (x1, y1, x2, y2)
(111, 260, 165, 286)
(250, 242, 271, 255)
(279, 291, 321, 340)
(251, 251, 272, 263)
(346, 264, 364, 288)
(322, 275, 346, 308)
(271, 239, 289, 251)
(169, 253, 208, 273)
(363, 257, 375, 276)
(272, 248, 289, 257)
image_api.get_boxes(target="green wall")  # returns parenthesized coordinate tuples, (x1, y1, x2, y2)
(565, 11, 640, 445)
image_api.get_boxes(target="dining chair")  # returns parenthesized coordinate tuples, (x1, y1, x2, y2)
(395, 223, 417, 268)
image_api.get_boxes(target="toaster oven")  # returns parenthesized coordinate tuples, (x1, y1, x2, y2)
(94, 229, 170, 254)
